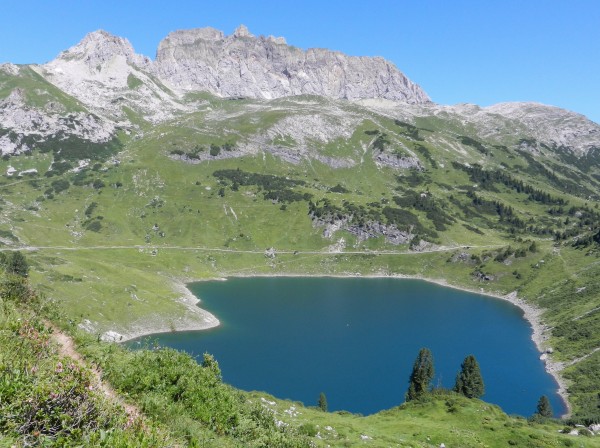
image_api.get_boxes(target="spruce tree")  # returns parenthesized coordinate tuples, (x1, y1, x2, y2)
(536, 395, 553, 418)
(406, 348, 434, 401)
(318, 392, 328, 412)
(453, 354, 485, 398)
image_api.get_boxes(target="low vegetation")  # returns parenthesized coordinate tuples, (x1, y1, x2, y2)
(1, 90, 600, 442)
(1, 259, 597, 446)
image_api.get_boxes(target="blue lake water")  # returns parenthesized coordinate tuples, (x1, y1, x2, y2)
(129, 277, 566, 417)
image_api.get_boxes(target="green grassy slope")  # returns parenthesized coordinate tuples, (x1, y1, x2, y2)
(4, 276, 596, 447)
(0, 94, 599, 423)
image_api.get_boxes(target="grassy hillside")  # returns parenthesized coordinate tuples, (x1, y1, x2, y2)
(1, 266, 597, 446)
(0, 94, 599, 424)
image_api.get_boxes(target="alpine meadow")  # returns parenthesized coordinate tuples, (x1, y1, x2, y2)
(1, 25, 600, 447)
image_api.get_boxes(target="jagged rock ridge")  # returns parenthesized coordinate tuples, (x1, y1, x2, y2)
(154, 25, 431, 103)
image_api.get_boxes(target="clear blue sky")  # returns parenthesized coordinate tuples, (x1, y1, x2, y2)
(2, 0, 599, 123)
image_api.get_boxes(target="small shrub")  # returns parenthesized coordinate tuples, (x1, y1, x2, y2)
(92, 179, 105, 189)
(298, 423, 318, 437)
(85, 221, 102, 232)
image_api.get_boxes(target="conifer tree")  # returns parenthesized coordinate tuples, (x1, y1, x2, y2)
(453, 354, 485, 398)
(406, 348, 434, 401)
(318, 392, 328, 412)
(536, 395, 553, 418)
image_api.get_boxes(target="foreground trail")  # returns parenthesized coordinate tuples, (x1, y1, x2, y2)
(48, 323, 140, 420)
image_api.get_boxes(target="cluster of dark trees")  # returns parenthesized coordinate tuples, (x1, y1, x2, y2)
(405, 348, 553, 418)
(466, 191, 527, 230)
(393, 190, 455, 231)
(213, 168, 311, 203)
(405, 348, 485, 401)
(453, 162, 567, 206)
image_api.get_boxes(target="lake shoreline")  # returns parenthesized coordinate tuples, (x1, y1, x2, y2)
(119, 272, 571, 418)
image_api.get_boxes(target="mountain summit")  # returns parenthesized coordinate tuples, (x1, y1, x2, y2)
(154, 25, 431, 103)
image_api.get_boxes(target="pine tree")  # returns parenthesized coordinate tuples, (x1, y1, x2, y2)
(406, 348, 434, 401)
(318, 392, 328, 412)
(453, 355, 485, 398)
(536, 395, 553, 418)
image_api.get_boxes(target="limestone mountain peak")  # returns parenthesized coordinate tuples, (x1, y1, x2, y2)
(154, 26, 431, 103)
(53, 29, 149, 68)
(233, 24, 253, 38)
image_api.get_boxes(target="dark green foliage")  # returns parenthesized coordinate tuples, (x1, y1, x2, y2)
(397, 170, 429, 187)
(536, 395, 553, 418)
(71, 170, 91, 186)
(329, 183, 349, 193)
(209, 144, 221, 156)
(458, 136, 488, 154)
(36, 133, 122, 162)
(0, 229, 18, 241)
(84, 202, 98, 217)
(453, 162, 567, 206)
(467, 191, 527, 230)
(372, 133, 389, 152)
(318, 392, 328, 412)
(515, 150, 596, 198)
(383, 206, 435, 237)
(463, 224, 485, 235)
(44, 161, 73, 177)
(213, 169, 306, 190)
(3, 251, 29, 277)
(50, 179, 70, 194)
(214, 169, 310, 204)
(393, 190, 454, 231)
(263, 189, 309, 203)
(92, 179, 105, 189)
(394, 120, 423, 141)
(85, 220, 102, 232)
(412, 143, 437, 168)
(453, 355, 485, 398)
(406, 348, 434, 401)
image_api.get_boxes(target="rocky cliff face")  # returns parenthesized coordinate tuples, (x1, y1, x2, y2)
(154, 25, 431, 103)
(39, 30, 185, 123)
(1, 26, 599, 162)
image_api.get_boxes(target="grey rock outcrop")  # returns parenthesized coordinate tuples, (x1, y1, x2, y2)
(154, 25, 430, 103)
(40, 30, 185, 123)
(0, 88, 114, 156)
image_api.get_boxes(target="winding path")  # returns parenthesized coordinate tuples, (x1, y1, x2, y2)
(48, 323, 139, 419)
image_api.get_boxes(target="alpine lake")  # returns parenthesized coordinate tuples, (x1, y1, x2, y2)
(128, 277, 566, 417)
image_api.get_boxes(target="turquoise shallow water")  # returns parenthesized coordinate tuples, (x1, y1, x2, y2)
(129, 277, 566, 417)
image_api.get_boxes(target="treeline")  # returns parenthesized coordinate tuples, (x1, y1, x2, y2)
(453, 162, 567, 206)
(213, 168, 312, 203)
(466, 191, 527, 230)
(393, 190, 454, 231)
